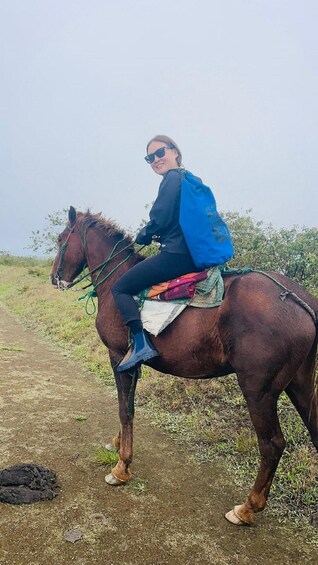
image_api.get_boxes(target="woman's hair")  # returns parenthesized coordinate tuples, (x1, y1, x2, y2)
(146, 135, 182, 167)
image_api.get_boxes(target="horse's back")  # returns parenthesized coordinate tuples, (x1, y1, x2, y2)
(221, 271, 317, 359)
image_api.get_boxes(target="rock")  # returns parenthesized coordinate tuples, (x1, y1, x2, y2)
(64, 529, 84, 543)
(0, 463, 59, 504)
(91, 512, 108, 525)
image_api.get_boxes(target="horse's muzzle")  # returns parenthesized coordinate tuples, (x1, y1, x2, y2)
(50, 273, 58, 287)
(50, 273, 68, 290)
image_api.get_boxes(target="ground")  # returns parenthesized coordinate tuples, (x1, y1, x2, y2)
(0, 306, 317, 565)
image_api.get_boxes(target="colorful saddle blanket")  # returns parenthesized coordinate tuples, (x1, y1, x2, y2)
(141, 271, 208, 301)
(136, 267, 224, 336)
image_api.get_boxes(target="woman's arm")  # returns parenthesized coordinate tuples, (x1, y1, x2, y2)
(135, 170, 181, 244)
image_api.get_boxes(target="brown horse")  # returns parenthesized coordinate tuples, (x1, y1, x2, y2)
(51, 206, 318, 526)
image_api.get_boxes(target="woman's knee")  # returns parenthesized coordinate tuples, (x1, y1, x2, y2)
(111, 281, 118, 297)
(111, 280, 126, 298)
(111, 272, 139, 297)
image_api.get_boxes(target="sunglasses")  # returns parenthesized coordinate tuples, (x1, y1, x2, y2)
(144, 146, 172, 164)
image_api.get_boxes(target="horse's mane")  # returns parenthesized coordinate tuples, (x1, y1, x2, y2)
(77, 210, 134, 245)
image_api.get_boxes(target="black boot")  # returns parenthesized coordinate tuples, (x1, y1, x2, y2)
(118, 330, 159, 372)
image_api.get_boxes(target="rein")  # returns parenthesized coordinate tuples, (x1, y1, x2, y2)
(77, 240, 135, 315)
(66, 238, 133, 290)
(55, 221, 145, 315)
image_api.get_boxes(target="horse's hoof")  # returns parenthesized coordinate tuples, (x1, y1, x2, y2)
(105, 473, 125, 486)
(225, 510, 246, 525)
(104, 443, 117, 452)
(225, 505, 251, 526)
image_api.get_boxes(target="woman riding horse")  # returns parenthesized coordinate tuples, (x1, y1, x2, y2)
(51, 204, 318, 525)
(111, 134, 233, 372)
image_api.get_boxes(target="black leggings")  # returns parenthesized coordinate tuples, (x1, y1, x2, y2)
(111, 251, 198, 324)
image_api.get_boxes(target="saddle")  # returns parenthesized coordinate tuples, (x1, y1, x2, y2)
(136, 267, 224, 336)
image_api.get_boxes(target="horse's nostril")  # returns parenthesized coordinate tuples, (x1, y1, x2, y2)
(50, 273, 58, 286)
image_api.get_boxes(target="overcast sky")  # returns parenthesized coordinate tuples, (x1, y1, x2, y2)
(1, 0, 317, 255)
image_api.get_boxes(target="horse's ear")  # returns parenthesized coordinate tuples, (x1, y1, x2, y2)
(68, 206, 76, 226)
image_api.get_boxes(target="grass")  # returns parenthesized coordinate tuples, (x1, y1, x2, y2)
(0, 252, 52, 268)
(127, 478, 147, 496)
(137, 372, 318, 523)
(1, 257, 318, 536)
(0, 345, 25, 352)
(0, 260, 112, 382)
(92, 446, 119, 465)
(91, 445, 147, 495)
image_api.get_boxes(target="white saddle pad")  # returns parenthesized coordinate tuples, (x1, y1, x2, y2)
(140, 301, 187, 337)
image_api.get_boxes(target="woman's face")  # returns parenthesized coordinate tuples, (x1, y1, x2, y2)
(147, 141, 179, 176)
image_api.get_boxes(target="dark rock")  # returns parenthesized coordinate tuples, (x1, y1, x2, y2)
(0, 463, 59, 504)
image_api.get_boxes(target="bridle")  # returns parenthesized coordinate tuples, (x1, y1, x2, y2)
(55, 223, 77, 290)
(54, 220, 141, 298)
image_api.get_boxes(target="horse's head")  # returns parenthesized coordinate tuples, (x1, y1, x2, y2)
(50, 206, 87, 289)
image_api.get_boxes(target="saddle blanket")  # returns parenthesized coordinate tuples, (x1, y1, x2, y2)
(136, 267, 224, 336)
(142, 270, 208, 301)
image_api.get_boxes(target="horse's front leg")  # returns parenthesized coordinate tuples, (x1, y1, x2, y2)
(105, 360, 140, 486)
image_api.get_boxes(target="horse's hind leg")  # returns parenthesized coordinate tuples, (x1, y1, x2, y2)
(226, 371, 287, 526)
(285, 344, 318, 451)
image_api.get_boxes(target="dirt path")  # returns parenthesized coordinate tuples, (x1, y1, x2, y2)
(0, 306, 316, 565)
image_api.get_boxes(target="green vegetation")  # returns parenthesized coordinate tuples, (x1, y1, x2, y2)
(0, 256, 113, 384)
(137, 376, 318, 524)
(0, 212, 317, 534)
(92, 446, 119, 465)
(223, 211, 318, 294)
(0, 345, 25, 352)
(27, 208, 68, 255)
(127, 478, 147, 496)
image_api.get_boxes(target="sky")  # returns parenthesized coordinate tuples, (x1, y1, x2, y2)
(0, 0, 317, 255)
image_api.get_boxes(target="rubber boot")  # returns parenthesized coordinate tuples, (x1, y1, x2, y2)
(118, 330, 159, 372)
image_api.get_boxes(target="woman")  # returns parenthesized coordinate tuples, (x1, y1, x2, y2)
(112, 135, 201, 372)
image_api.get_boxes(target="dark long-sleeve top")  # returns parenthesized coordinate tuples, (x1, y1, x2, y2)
(135, 168, 190, 254)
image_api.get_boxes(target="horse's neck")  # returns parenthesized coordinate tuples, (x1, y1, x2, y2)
(84, 229, 135, 292)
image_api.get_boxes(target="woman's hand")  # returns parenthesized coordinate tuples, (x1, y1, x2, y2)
(135, 227, 153, 245)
